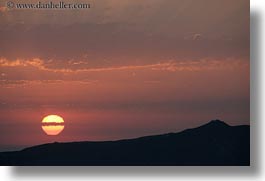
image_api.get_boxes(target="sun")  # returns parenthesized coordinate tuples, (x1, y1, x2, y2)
(41, 115, 65, 136)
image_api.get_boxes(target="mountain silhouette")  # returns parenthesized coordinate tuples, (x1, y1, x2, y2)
(0, 120, 250, 166)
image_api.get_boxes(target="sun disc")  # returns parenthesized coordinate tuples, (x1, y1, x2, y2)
(41, 115, 64, 136)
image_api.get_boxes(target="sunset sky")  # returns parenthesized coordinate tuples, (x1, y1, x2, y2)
(0, 0, 249, 151)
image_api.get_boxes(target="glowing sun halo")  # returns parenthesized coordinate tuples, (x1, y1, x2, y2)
(42, 115, 65, 136)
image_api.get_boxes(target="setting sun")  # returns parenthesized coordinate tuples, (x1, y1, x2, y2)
(41, 115, 65, 136)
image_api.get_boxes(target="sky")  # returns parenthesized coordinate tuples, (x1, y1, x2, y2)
(0, 0, 249, 151)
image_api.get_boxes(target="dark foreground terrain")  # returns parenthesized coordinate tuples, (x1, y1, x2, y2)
(0, 120, 250, 166)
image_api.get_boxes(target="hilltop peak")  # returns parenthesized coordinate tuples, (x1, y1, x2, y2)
(209, 119, 228, 125)
(192, 120, 230, 131)
(203, 119, 230, 128)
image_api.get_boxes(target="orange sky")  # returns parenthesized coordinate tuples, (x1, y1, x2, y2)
(0, 0, 249, 151)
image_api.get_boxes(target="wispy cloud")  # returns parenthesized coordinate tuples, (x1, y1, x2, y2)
(0, 79, 98, 88)
(0, 57, 249, 74)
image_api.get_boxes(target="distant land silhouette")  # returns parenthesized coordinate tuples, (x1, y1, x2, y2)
(0, 120, 250, 166)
